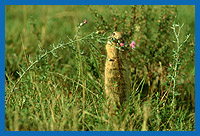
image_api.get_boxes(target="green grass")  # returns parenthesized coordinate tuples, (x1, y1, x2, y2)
(5, 5, 195, 131)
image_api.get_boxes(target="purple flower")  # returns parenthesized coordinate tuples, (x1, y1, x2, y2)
(79, 19, 87, 27)
(83, 19, 87, 24)
(120, 43, 125, 47)
(130, 41, 135, 49)
(163, 15, 166, 19)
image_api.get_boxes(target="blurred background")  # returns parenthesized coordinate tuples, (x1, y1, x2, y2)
(5, 5, 195, 131)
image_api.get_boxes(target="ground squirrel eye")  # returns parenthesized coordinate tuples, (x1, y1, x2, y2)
(113, 32, 116, 36)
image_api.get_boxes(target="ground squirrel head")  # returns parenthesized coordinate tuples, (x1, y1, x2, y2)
(110, 32, 124, 44)
(112, 32, 123, 40)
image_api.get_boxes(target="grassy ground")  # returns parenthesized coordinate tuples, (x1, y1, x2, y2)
(5, 5, 195, 131)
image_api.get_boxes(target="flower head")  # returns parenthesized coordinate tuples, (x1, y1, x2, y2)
(163, 15, 166, 19)
(79, 19, 87, 27)
(130, 41, 136, 49)
(120, 43, 125, 47)
(83, 19, 87, 24)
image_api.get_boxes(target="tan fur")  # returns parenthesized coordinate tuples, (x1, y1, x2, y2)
(105, 32, 130, 108)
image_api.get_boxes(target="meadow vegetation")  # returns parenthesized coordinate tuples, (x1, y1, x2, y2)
(5, 5, 195, 131)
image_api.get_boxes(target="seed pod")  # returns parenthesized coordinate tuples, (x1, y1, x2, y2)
(105, 32, 130, 109)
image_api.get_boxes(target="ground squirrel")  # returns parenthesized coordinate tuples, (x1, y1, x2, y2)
(105, 32, 130, 108)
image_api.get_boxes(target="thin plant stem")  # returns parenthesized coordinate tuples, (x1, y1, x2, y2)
(170, 23, 190, 112)
(6, 32, 96, 105)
